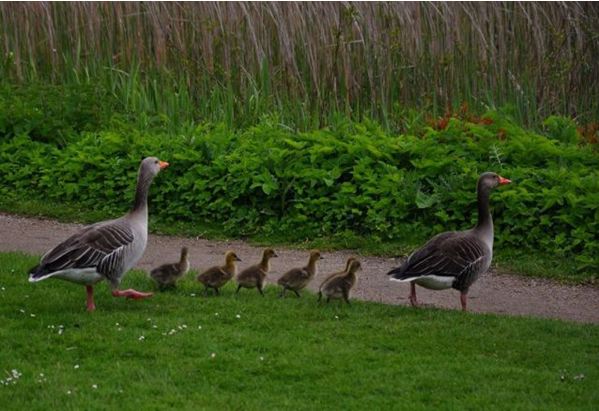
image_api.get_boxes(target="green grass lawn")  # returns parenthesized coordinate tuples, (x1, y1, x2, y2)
(1, 252, 598, 410)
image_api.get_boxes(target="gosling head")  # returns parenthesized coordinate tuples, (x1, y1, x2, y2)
(344, 256, 357, 270)
(348, 259, 362, 274)
(225, 251, 242, 264)
(309, 250, 323, 262)
(263, 248, 278, 260)
(180, 247, 189, 259)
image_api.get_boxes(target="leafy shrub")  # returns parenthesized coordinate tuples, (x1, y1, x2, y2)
(0, 113, 597, 273)
(0, 83, 110, 145)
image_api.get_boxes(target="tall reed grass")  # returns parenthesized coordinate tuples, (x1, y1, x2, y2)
(1, 2, 598, 129)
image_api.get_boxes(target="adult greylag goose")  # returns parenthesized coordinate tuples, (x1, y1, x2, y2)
(387, 172, 511, 311)
(150, 247, 190, 290)
(196, 250, 242, 295)
(28, 157, 169, 311)
(317, 257, 356, 302)
(321, 259, 362, 304)
(277, 250, 322, 298)
(235, 248, 278, 296)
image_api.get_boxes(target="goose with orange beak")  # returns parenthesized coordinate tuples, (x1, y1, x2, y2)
(388, 172, 511, 311)
(29, 157, 169, 311)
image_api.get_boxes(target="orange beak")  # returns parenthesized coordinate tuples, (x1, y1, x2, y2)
(498, 176, 511, 185)
(159, 161, 169, 169)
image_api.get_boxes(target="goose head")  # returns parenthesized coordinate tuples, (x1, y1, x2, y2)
(140, 156, 169, 178)
(478, 172, 511, 192)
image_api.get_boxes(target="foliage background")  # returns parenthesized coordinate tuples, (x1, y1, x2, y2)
(0, 3, 598, 279)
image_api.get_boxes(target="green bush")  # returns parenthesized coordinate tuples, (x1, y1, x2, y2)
(0, 111, 597, 274)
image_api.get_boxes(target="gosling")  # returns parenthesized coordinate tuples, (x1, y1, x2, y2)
(320, 259, 362, 304)
(277, 250, 323, 298)
(196, 251, 242, 295)
(235, 248, 278, 296)
(317, 257, 356, 302)
(150, 247, 190, 290)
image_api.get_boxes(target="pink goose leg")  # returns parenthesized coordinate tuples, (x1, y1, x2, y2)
(460, 292, 468, 311)
(112, 289, 154, 300)
(409, 282, 419, 307)
(86, 285, 96, 311)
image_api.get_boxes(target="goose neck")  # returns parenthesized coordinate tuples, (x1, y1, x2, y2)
(475, 184, 493, 232)
(132, 169, 154, 214)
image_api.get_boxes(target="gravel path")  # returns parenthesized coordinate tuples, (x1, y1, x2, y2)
(1, 213, 598, 324)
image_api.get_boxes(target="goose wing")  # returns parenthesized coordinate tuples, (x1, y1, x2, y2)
(30, 220, 134, 281)
(388, 231, 487, 282)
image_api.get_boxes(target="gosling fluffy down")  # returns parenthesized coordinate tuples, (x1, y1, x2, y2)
(317, 257, 356, 302)
(277, 250, 322, 297)
(235, 248, 278, 296)
(197, 251, 241, 295)
(150, 247, 190, 289)
(320, 259, 362, 304)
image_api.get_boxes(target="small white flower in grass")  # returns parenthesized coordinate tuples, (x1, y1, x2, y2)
(260, 356, 264, 361)
(30, 314, 36, 317)
(334, 315, 339, 319)
(19, 309, 25, 313)
(1, 287, 5, 291)
(147, 318, 152, 322)
(152, 325, 157, 329)
(138, 335, 145, 341)
(92, 384, 98, 389)
(211, 353, 216, 358)
(182, 324, 187, 329)
(168, 329, 177, 335)
(115, 322, 120, 326)
(58, 328, 64, 335)
(235, 314, 241, 319)
(197, 325, 202, 330)
(190, 293, 196, 297)
(214, 312, 219, 316)
(67, 390, 72, 395)
(74, 365, 79, 369)
(177, 325, 183, 330)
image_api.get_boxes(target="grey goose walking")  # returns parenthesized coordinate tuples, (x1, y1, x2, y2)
(387, 172, 511, 311)
(28, 156, 169, 311)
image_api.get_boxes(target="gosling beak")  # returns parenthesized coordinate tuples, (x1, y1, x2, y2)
(273, 253, 279, 258)
(319, 256, 324, 260)
(159, 160, 169, 169)
(236, 257, 242, 262)
(498, 176, 511, 185)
